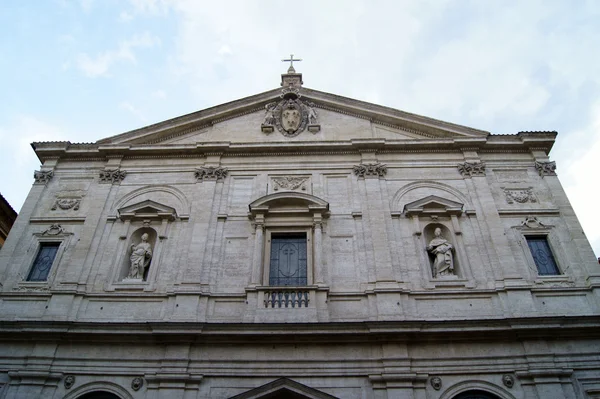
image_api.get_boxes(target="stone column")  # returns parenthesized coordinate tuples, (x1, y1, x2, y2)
(250, 214, 265, 286)
(313, 218, 324, 285)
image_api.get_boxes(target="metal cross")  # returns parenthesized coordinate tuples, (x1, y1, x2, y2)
(282, 54, 302, 68)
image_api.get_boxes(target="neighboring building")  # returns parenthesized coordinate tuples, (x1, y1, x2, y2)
(0, 66, 599, 399)
(0, 194, 17, 250)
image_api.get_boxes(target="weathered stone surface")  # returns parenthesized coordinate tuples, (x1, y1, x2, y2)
(0, 70, 598, 399)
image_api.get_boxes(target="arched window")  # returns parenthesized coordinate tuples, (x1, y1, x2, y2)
(77, 391, 122, 399)
(453, 390, 501, 399)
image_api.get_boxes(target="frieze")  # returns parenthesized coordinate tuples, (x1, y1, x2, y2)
(99, 169, 127, 184)
(535, 161, 557, 176)
(457, 161, 486, 177)
(33, 170, 54, 184)
(504, 188, 536, 204)
(353, 163, 387, 178)
(272, 176, 308, 192)
(51, 198, 81, 211)
(195, 166, 228, 181)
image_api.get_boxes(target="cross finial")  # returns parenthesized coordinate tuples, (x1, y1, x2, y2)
(282, 54, 302, 73)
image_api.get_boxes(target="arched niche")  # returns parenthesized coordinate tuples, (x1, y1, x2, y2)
(424, 223, 459, 278)
(112, 185, 190, 220)
(106, 199, 179, 290)
(402, 195, 474, 285)
(392, 181, 472, 213)
(121, 227, 157, 281)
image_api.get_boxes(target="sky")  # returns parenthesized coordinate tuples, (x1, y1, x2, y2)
(0, 0, 599, 257)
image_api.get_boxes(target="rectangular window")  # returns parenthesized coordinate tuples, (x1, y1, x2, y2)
(269, 233, 307, 286)
(27, 242, 60, 281)
(526, 236, 560, 275)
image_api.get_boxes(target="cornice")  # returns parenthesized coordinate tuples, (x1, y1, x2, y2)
(30, 134, 557, 163)
(0, 316, 599, 343)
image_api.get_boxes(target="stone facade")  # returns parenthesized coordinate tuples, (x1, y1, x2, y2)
(0, 69, 599, 399)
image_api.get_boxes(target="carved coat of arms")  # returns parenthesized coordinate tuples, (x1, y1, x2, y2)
(261, 91, 320, 137)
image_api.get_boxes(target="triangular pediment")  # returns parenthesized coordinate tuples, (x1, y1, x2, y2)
(404, 195, 464, 216)
(118, 199, 177, 221)
(95, 86, 489, 146)
(229, 378, 338, 399)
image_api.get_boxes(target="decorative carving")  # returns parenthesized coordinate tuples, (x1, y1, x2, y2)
(427, 228, 455, 277)
(194, 166, 228, 181)
(99, 169, 126, 184)
(51, 198, 81, 211)
(457, 161, 486, 177)
(42, 224, 64, 235)
(502, 374, 514, 388)
(353, 163, 387, 178)
(131, 377, 144, 391)
(128, 233, 152, 280)
(535, 161, 557, 176)
(33, 170, 53, 184)
(64, 375, 75, 389)
(521, 216, 546, 228)
(430, 376, 442, 390)
(12, 285, 49, 292)
(260, 96, 320, 137)
(504, 188, 536, 204)
(272, 176, 308, 191)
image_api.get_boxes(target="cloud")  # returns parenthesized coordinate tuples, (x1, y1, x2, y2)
(75, 32, 161, 77)
(119, 101, 147, 122)
(554, 101, 600, 257)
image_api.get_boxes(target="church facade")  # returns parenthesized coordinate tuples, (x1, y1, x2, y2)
(0, 66, 599, 399)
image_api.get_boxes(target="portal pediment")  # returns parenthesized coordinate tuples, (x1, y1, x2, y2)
(229, 377, 338, 399)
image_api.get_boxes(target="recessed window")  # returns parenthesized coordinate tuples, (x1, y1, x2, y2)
(27, 242, 60, 281)
(526, 236, 560, 275)
(269, 233, 307, 286)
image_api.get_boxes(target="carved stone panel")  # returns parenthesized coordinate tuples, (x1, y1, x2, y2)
(457, 161, 486, 177)
(271, 176, 309, 192)
(535, 161, 557, 176)
(353, 163, 387, 178)
(195, 166, 228, 182)
(504, 188, 536, 204)
(51, 198, 81, 211)
(33, 170, 53, 184)
(99, 169, 126, 184)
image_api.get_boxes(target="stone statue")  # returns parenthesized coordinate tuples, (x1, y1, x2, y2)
(262, 103, 276, 125)
(128, 233, 152, 279)
(306, 102, 318, 124)
(427, 228, 454, 277)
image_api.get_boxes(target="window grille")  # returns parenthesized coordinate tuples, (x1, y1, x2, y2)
(269, 233, 307, 286)
(526, 236, 560, 275)
(27, 242, 60, 281)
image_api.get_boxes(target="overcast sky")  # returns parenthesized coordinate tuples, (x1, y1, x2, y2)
(1, 0, 598, 257)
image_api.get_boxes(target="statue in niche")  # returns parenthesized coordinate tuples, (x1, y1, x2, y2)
(128, 233, 152, 280)
(427, 228, 455, 277)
